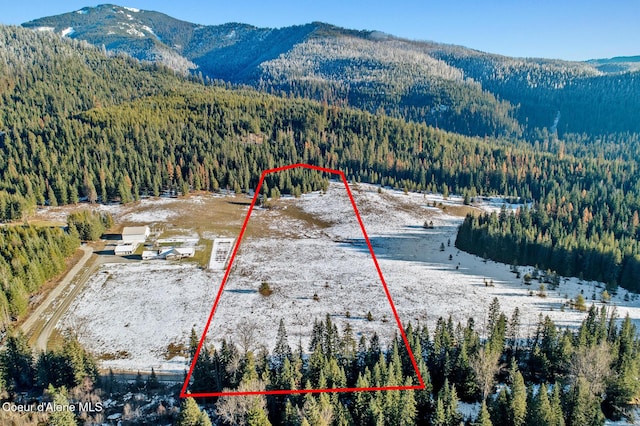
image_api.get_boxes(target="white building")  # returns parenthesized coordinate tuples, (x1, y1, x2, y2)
(115, 243, 138, 256)
(121, 226, 150, 244)
(209, 238, 235, 270)
(142, 247, 195, 260)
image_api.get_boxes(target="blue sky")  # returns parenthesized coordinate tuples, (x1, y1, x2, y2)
(2, 1, 638, 61)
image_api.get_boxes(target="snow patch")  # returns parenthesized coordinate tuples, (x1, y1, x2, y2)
(61, 27, 75, 37)
(35, 26, 55, 32)
(120, 23, 145, 37)
(141, 25, 159, 40)
(478, 196, 532, 214)
(458, 402, 480, 422)
(120, 209, 175, 223)
(76, 9, 88, 14)
(123, 6, 140, 12)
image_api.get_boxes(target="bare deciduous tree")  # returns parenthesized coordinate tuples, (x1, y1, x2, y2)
(237, 319, 258, 354)
(216, 379, 268, 425)
(471, 347, 501, 401)
(570, 343, 612, 396)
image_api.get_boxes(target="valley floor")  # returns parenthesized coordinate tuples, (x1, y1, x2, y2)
(38, 182, 640, 374)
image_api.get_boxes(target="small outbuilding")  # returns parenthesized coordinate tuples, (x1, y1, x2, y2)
(115, 243, 138, 256)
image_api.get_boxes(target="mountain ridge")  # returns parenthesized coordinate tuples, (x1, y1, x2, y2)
(22, 4, 640, 138)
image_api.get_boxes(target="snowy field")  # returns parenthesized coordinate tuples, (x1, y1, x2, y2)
(57, 182, 640, 373)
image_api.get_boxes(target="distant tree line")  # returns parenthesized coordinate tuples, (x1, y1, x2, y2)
(456, 204, 640, 292)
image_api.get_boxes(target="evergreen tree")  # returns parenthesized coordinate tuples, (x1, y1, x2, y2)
(246, 399, 272, 426)
(475, 400, 493, 426)
(200, 411, 213, 426)
(433, 396, 447, 426)
(176, 397, 204, 426)
(398, 377, 418, 425)
(147, 367, 160, 390)
(0, 332, 35, 393)
(565, 378, 605, 426)
(47, 386, 77, 426)
(549, 384, 565, 426)
(189, 327, 200, 361)
(274, 319, 292, 362)
(489, 387, 510, 426)
(531, 383, 553, 426)
(510, 368, 527, 426)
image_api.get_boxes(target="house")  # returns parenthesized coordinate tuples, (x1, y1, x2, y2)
(173, 247, 195, 258)
(121, 226, 150, 244)
(142, 247, 195, 260)
(115, 243, 138, 256)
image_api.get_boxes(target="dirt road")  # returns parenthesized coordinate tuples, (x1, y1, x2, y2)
(20, 245, 93, 351)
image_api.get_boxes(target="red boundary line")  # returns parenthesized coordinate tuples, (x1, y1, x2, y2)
(180, 163, 425, 398)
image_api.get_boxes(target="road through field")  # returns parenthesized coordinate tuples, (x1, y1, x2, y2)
(20, 245, 93, 351)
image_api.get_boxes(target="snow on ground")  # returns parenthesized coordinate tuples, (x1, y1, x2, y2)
(57, 183, 640, 373)
(61, 27, 75, 37)
(477, 196, 533, 214)
(58, 263, 223, 373)
(458, 402, 480, 423)
(30, 196, 190, 225)
(119, 208, 176, 223)
(342, 185, 640, 332)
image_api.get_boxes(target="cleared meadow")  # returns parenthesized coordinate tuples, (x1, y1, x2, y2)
(48, 183, 640, 373)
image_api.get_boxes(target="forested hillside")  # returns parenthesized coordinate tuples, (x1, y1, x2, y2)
(23, 5, 640, 138)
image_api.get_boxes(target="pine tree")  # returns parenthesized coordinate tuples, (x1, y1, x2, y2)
(283, 399, 301, 426)
(246, 399, 272, 426)
(353, 371, 372, 424)
(532, 383, 553, 426)
(47, 386, 77, 426)
(474, 400, 493, 426)
(398, 377, 418, 425)
(566, 378, 605, 426)
(415, 358, 433, 421)
(434, 379, 462, 426)
(549, 384, 565, 426)
(489, 387, 509, 426)
(176, 397, 203, 426)
(510, 368, 527, 426)
(200, 411, 213, 426)
(241, 352, 259, 385)
(274, 319, 292, 362)
(189, 327, 200, 361)
(432, 396, 447, 426)
(134, 371, 144, 391)
(0, 332, 35, 394)
(147, 367, 160, 390)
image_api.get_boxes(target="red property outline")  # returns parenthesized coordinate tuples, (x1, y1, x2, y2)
(181, 163, 426, 397)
